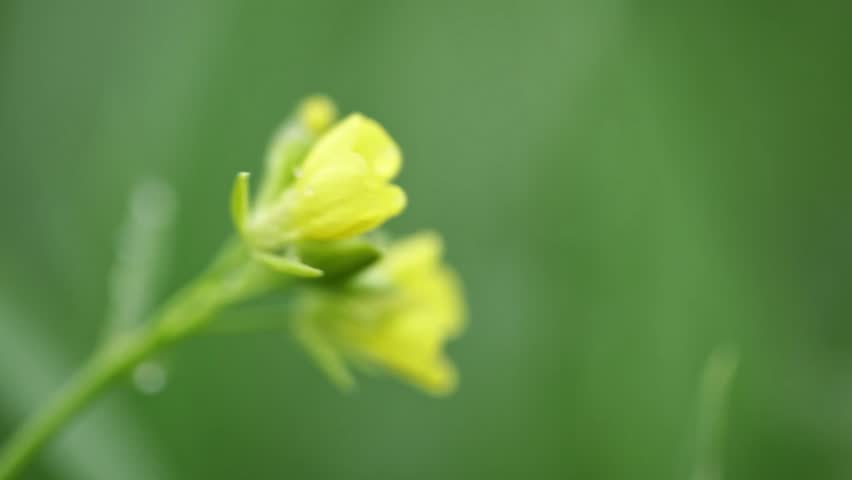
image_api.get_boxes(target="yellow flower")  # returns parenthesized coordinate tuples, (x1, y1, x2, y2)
(294, 232, 466, 395)
(246, 113, 406, 248)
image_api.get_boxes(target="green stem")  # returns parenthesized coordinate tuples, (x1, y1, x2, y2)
(0, 329, 162, 479)
(0, 243, 270, 479)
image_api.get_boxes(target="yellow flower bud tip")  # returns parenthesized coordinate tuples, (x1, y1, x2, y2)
(302, 113, 402, 181)
(293, 232, 466, 396)
(298, 95, 338, 135)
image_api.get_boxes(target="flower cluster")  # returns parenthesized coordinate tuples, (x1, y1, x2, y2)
(0, 95, 470, 480)
(231, 96, 466, 394)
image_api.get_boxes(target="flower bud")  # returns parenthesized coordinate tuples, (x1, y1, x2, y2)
(298, 95, 337, 135)
(246, 113, 406, 248)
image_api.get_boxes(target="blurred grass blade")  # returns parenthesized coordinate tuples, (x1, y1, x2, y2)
(691, 345, 739, 480)
(104, 178, 177, 336)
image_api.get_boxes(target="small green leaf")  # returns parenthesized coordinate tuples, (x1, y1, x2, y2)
(252, 251, 324, 278)
(230, 172, 251, 234)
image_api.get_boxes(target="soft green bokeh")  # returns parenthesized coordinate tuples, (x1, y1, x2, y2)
(1, 1, 851, 479)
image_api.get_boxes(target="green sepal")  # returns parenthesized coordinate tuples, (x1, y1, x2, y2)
(252, 250, 324, 278)
(230, 172, 251, 235)
(297, 238, 382, 280)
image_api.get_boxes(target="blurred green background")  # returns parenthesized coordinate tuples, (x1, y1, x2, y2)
(2, 1, 851, 479)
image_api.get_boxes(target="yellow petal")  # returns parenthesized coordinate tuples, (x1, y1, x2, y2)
(287, 155, 406, 241)
(301, 113, 402, 181)
(291, 232, 466, 396)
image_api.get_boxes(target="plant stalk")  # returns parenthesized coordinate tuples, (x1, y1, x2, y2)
(0, 243, 266, 479)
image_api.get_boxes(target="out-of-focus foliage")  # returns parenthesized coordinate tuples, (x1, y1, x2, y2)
(1, 1, 850, 479)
